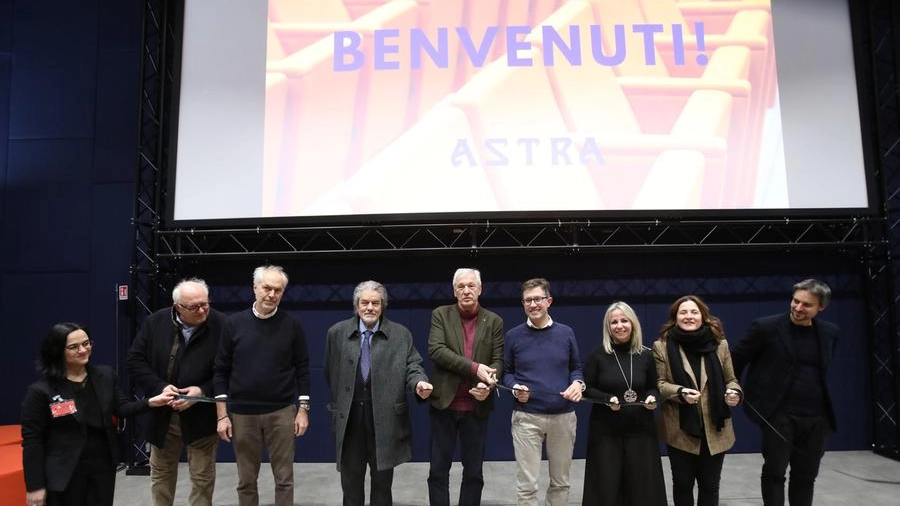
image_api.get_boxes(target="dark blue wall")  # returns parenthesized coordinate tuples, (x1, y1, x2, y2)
(189, 253, 868, 463)
(0, 0, 873, 466)
(0, 0, 143, 425)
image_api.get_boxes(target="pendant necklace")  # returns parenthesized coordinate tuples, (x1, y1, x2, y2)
(613, 349, 637, 403)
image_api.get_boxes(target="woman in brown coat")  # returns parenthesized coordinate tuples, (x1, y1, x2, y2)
(653, 295, 742, 506)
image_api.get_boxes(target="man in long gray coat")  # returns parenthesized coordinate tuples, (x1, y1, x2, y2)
(325, 280, 433, 506)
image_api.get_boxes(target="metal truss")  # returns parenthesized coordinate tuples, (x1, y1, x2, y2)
(864, 0, 900, 460)
(156, 218, 878, 259)
(132, 0, 173, 315)
(129, 0, 900, 462)
(126, 0, 179, 474)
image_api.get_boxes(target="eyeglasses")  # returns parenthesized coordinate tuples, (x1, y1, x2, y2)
(177, 301, 210, 312)
(522, 296, 549, 305)
(358, 299, 382, 308)
(65, 340, 93, 352)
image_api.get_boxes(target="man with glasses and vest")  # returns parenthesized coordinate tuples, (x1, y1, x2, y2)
(324, 280, 433, 506)
(127, 278, 226, 506)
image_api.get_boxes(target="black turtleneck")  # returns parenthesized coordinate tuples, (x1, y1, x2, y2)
(782, 323, 826, 417)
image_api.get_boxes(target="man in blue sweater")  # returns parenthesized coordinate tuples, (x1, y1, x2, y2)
(213, 265, 310, 506)
(502, 278, 584, 506)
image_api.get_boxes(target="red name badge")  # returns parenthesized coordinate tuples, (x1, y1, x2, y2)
(50, 399, 77, 418)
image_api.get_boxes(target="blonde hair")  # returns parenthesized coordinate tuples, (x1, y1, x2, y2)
(602, 301, 644, 354)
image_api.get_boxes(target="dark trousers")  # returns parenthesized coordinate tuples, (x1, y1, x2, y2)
(760, 413, 829, 506)
(341, 396, 394, 506)
(667, 442, 725, 506)
(48, 445, 115, 506)
(583, 434, 667, 506)
(428, 407, 488, 506)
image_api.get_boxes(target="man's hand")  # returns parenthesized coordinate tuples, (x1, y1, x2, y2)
(513, 384, 530, 403)
(171, 385, 202, 411)
(475, 363, 497, 386)
(416, 381, 434, 399)
(294, 407, 309, 436)
(469, 382, 491, 401)
(217, 416, 232, 442)
(161, 384, 178, 406)
(560, 381, 583, 402)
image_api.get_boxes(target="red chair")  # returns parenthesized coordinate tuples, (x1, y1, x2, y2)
(0, 426, 24, 505)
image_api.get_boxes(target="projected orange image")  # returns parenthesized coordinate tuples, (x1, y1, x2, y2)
(263, 0, 780, 216)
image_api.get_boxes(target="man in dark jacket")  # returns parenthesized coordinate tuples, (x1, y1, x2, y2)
(127, 278, 225, 506)
(324, 280, 432, 506)
(731, 279, 839, 506)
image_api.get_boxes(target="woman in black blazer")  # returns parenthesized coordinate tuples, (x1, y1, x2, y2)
(21, 322, 174, 506)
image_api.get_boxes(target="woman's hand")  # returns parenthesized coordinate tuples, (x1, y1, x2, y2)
(725, 388, 741, 407)
(608, 396, 621, 411)
(26, 488, 46, 506)
(644, 395, 657, 410)
(147, 390, 177, 407)
(681, 387, 701, 405)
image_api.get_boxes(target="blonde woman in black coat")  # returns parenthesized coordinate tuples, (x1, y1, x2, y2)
(582, 301, 666, 506)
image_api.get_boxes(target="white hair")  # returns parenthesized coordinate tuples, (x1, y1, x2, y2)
(253, 265, 289, 287)
(171, 278, 209, 303)
(353, 280, 388, 310)
(452, 268, 482, 288)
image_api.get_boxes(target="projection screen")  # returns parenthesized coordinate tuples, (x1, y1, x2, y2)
(170, 0, 871, 222)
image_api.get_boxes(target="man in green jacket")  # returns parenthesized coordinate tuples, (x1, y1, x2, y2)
(427, 268, 505, 506)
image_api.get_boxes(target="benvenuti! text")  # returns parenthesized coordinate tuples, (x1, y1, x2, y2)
(333, 23, 708, 71)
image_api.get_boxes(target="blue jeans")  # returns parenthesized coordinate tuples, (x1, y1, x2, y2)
(427, 407, 488, 506)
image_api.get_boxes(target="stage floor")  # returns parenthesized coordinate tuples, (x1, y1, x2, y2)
(113, 451, 899, 505)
